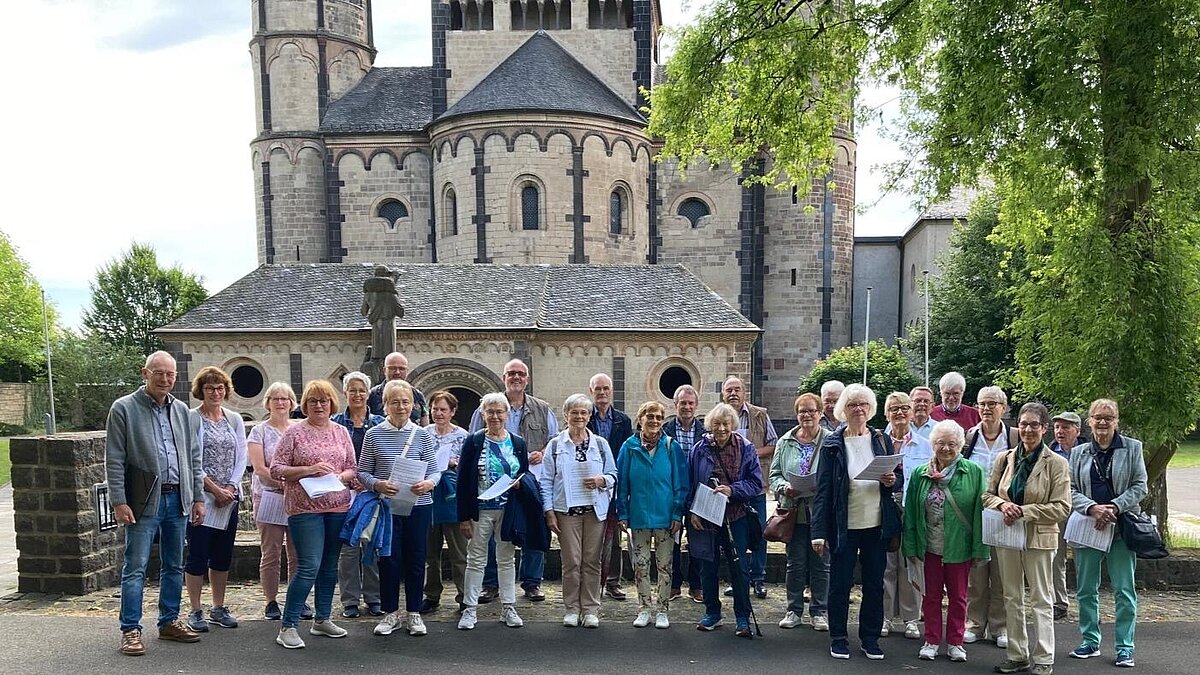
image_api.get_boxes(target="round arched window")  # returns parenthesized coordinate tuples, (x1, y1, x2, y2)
(677, 198, 711, 228)
(657, 365, 694, 399)
(231, 364, 265, 399)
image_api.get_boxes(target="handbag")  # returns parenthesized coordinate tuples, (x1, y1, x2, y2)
(764, 507, 797, 543)
(1118, 510, 1169, 559)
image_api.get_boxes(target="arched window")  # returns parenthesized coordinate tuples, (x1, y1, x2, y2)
(910, 264, 917, 293)
(677, 198, 710, 228)
(444, 187, 458, 236)
(377, 199, 409, 229)
(609, 188, 627, 235)
(521, 184, 540, 230)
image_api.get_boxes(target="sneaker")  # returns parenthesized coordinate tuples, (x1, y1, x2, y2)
(920, 642, 939, 660)
(735, 619, 752, 638)
(697, 613, 723, 631)
(366, 603, 385, 616)
(633, 610, 652, 627)
(407, 612, 426, 636)
(309, 619, 347, 638)
(995, 632, 1009, 649)
(862, 644, 885, 660)
(523, 585, 546, 602)
(778, 610, 802, 629)
(812, 614, 830, 632)
(502, 604, 524, 628)
(374, 612, 402, 636)
(563, 612, 580, 627)
(1115, 649, 1135, 668)
(158, 619, 201, 643)
(949, 644, 968, 662)
(341, 605, 360, 619)
(831, 642, 851, 659)
(964, 629, 980, 644)
(605, 585, 627, 600)
(1030, 665, 1053, 675)
(119, 629, 145, 657)
(478, 587, 498, 604)
(880, 622, 890, 637)
(300, 603, 314, 620)
(264, 600, 282, 621)
(209, 606, 238, 629)
(655, 612, 670, 629)
(723, 585, 734, 597)
(582, 613, 600, 628)
(186, 609, 209, 633)
(276, 626, 305, 649)
(994, 658, 1031, 673)
(670, 588, 683, 601)
(754, 581, 767, 599)
(418, 599, 440, 614)
(458, 606, 477, 630)
(1070, 644, 1102, 659)
(905, 620, 921, 639)
(690, 589, 705, 603)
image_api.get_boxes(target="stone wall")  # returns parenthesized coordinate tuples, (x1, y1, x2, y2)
(0, 382, 33, 426)
(254, 140, 329, 264)
(337, 148, 433, 264)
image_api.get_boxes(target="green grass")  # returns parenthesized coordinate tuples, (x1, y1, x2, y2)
(0, 437, 10, 486)
(1166, 528, 1200, 550)
(1171, 441, 1200, 469)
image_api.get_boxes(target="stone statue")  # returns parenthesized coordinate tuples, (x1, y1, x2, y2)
(361, 265, 404, 370)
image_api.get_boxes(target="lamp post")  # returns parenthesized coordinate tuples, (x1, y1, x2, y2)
(42, 289, 56, 435)
(863, 287, 872, 385)
(923, 269, 930, 387)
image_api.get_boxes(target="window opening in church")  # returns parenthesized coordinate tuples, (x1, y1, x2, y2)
(378, 199, 409, 229)
(446, 188, 458, 236)
(451, 1, 464, 29)
(610, 189, 624, 235)
(464, 1, 479, 30)
(521, 185, 540, 230)
(678, 198, 710, 228)
(657, 366, 693, 399)
(544, 1, 558, 28)
(482, 0, 495, 29)
(231, 365, 265, 399)
(910, 263, 917, 292)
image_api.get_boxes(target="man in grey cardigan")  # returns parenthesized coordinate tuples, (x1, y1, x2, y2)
(105, 351, 206, 656)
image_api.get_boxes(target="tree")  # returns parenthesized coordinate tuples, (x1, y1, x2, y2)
(35, 331, 145, 430)
(798, 340, 919, 428)
(0, 229, 54, 381)
(82, 243, 208, 355)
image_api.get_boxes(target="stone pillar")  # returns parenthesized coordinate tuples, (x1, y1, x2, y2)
(10, 432, 122, 594)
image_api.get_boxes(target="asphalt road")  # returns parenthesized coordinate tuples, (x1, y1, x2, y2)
(1167, 468, 1200, 517)
(0, 616, 1190, 675)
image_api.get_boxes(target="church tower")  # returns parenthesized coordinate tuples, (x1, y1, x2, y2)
(250, 0, 376, 264)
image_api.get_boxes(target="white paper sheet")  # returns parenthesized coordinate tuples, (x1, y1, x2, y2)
(1064, 511, 1115, 552)
(385, 456, 429, 517)
(202, 492, 236, 530)
(691, 484, 729, 526)
(564, 460, 600, 509)
(434, 444, 453, 473)
(254, 490, 288, 526)
(478, 473, 518, 501)
(852, 454, 903, 482)
(982, 508, 1027, 550)
(786, 470, 818, 499)
(299, 473, 347, 498)
(906, 557, 925, 594)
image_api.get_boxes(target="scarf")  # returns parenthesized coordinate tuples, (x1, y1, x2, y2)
(1008, 444, 1043, 506)
(926, 455, 959, 487)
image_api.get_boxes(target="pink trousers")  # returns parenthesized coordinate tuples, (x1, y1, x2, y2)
(923, 553, 972, 646)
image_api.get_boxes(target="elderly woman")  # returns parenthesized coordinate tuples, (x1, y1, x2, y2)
(358, 379, 438, 638)
(248, 382, 304, 621)
(1067, 399, 1147, 668)
(686, 403, 762, 638)
(810, 383, 902, 660)
(616, 401, 687, 630)
(769, 392, 830, 631)
(882, 391, 931, 639)
(184, 366, 248, 633)
(269, 379, 359, 649)
(420, 390, 471, 614)
(963, 385, 1018, 647)
(332, 371, 385, 619)
(456, 392, 529, 630)
(983, 402, 1070, 675)
(541, 394, 618, 628)
(904, 420, 988, 662)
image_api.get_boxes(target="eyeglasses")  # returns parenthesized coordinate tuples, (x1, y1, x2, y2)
(148, 369, 176, 379)
(504, 370, 528, 378)
(386, 399, 411, 407)
(642, 413, 664, 421)
(308, 399, 331, 407)
(846, 401, 871, 410)
(1017, 421, 1044, 429)
(887, 405, 912, 414)
(1090, 415, 1116, 423)
(484, 408, 508, 418)
(932, 440, 959, 449)
(268, 397, 292, 404)
(202, 385, 226, 393)
(978, 401, 1004, 409)
(797, 409, 820, 416)
(346, 389, 368, 396)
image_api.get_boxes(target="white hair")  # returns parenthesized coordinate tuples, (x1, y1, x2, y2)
(588, 373, 612, 390)
(929, 419, 966, 450)
(834, 383, 877, 422)
(480, 392, 509, 413)
(563, 393, 593, 416)
(341, 370, 372, 392)
(820, 380, 845, 397)
(976, 385, 1007, 407)
(939, 371, 966, 392)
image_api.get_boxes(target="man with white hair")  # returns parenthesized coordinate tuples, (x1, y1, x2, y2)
(722, 376, 778, 599)
(819, 380, 845, 432)
(367, 351, 428, 425)
(931, 372, 981, 431)
(587, 373, 634, 600)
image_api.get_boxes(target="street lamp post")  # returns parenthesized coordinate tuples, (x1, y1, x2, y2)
(863, 286, 872, 385)
(923, 269, 930, 387)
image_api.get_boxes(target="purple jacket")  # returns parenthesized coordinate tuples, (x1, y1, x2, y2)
(684, 432, 763, 562)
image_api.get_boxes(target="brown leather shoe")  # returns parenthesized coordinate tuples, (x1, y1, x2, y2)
(120, 629, 145, 656)
(158, 619, 201, 643)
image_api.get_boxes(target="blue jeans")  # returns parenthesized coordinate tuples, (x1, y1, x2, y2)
(120, 490, 186, 632)
(484, 540, 543, 589)
(284, 512, 346, 628)
(698, 515, 754, 620)
(749, 493, 767, 582)
(828, 526, 886, 647)
(379, 505, 432, 613)
(672, 531, 702, 590)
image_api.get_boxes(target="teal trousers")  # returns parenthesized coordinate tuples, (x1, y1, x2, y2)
(1075, 536, 1137, 651)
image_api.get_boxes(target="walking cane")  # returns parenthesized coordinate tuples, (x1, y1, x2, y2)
(711, 479, 763, 637)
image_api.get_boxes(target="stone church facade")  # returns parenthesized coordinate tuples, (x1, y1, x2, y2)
(166, 0, 856, 421)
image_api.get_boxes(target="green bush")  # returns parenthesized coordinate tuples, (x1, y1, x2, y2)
(0, 422, 27, 436)
(797, 340, 921, 428)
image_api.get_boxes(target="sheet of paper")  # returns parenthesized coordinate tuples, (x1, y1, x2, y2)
(299, 473, 347, 498)
(478, 473, 517, 501)
(852, 454, 903, 482)
(691, 484, 729, 526)
(786, 470, 818, 499)
(385, 456, 429, 517)
(434, 444, 453, 473)
(982, 508, 1027, 550)
(202, 492, 236, 530)
(1064, 511, 1115, 552)
(254, 490, 288, 526)
(564, 460, 600, 509)
(906, 556, 925, 594)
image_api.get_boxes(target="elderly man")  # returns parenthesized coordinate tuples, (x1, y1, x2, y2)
(106, 351, 206, 656)
(1050, 411, 1082, 620)
(470, 359, 557, 600)
(819, 380, 845, 432)
(908, 386, 937, 439)
(664, 384, 705, 602)
(930, 372, 981, 431)
(587, 373, 634, 600)
(367, 351, 428, 424)
(722, 376, 778, 599)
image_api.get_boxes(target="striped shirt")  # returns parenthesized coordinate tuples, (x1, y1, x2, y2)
(357, 419, 439, 507)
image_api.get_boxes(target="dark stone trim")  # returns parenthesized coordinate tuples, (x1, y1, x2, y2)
(820, 171, 834, 358)
(317, 38, 329, 122)
(366, 0, 374, 46)
(632, 0, 654, 109)
(738, 160, 766, 403)
(431, 1, 450, 118)
(568, 146, 590, 263)
(316, 0, 325, 29)
(162, 342, 192, 401)
(428, 153, 439, 262)
(612, 356, 627, 412)
(471, 147, 492, 263)
(257, 0, 267, 32)
(258, 42, 271, 132)
(289, 354, 304, 395)
(261, 160, 276, 264)
(324, 148, 346, 262)
(646, 162, 660, 264)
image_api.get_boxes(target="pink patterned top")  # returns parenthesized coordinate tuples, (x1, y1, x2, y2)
(269, 420, 357, 516)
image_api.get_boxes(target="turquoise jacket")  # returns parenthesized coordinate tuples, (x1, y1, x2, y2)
(615, 433, 688, 530)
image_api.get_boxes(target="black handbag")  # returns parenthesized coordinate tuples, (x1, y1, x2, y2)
(1118, 511, 1169, 559)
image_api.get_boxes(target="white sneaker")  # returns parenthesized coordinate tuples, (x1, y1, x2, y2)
(501, 604, 524, 628)
(778, 611, 802, 629)
(374, 612, 401, 636)
(582, 613, 600, 628)
(880, 622, 891, 637)
(905, 620, 922, 639)
(949, 644, 968, 662)
(812, 615, 829, 632)
(633, 610, 652, 627)
(276, 626, 305, 649)
(457, 606, 477, 630)
(407, 612, 426, 636)
(920, 642, 939, 660)
(963, 629, 980, 644)
(563, 612, 580, 627)
(655, 612, 669, 629)
(309, 620, 347, 638)
(995, 632, 1009, 649)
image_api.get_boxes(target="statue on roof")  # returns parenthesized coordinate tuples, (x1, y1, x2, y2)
(362, 265, 404, 363)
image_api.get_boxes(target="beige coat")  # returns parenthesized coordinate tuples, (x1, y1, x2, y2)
(982, 445, 1071, 550)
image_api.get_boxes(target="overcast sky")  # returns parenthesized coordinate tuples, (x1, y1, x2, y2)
(5, 0, 914, 329)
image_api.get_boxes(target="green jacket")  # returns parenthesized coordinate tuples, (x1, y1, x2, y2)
(768, 426, 829, 522)
(902, 458, 989, 564)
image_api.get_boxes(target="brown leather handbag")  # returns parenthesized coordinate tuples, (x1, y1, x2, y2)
(764, 507, 798, 543)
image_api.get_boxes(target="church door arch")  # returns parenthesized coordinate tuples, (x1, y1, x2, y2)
(408, 358, 503, 428)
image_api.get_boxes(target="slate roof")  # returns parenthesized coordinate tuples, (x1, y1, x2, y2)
(158, 264, 757, 333)
(438, 32, 646, 126)
(320, 67, 433, 134)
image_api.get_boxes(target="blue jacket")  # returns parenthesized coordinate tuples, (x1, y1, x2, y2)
(684, 433, 762, 562)
(809, 426, 903, 554)
(588, 406, 634, 460)
(456, 430, 529, 523)
(339, 491, 392, 565)
(431, 469, 459, 525)
(501, 472, 551, 552)
(615, 434, 688, 529)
